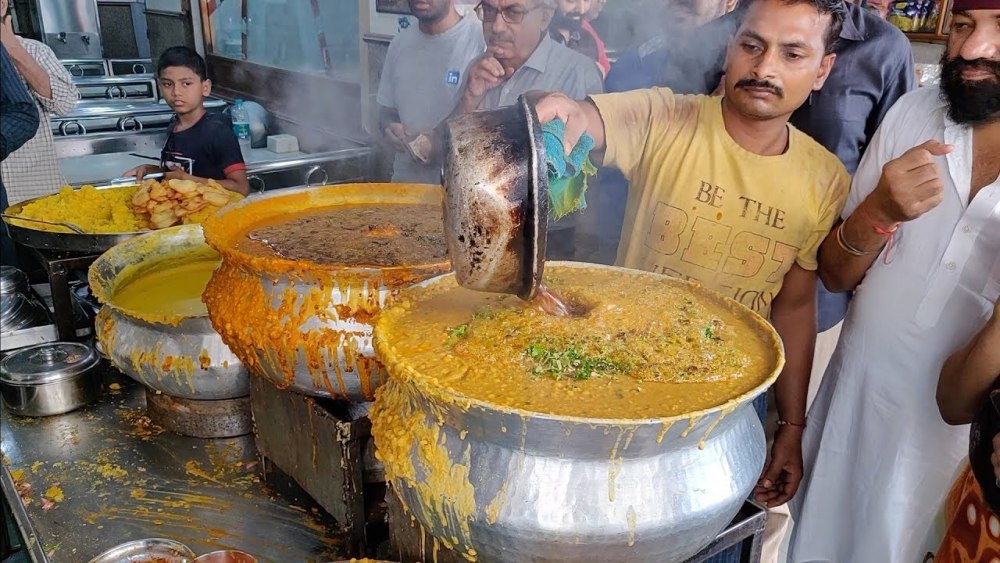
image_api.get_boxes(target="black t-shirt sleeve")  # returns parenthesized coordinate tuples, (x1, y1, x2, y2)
(211, 117, 246, 176)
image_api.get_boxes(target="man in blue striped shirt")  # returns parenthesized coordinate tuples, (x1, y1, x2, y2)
(1, 43, 39, 266)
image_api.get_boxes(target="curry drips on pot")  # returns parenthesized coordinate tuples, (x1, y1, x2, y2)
(376, 266, 780, 419)
(200, 184, 451, 400)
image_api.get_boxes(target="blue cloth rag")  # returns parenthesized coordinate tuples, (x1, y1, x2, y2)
(542, 119, 597, 220)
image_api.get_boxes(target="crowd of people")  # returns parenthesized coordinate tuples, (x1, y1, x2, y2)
(378, 0, 999, 562)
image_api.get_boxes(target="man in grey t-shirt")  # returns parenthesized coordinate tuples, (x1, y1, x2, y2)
(378, 0, 485, 185)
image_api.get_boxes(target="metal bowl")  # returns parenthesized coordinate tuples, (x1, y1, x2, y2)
(442, 94, 548, 300)
(191, 551, 257, 563)
(371, 263, 785, 562)
(0, 342, 102, 417)
(89, 225, 250, 400)
(89, 538, 196, 563)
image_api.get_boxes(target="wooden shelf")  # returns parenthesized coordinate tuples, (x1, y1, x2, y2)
(905, 31, 948, 42)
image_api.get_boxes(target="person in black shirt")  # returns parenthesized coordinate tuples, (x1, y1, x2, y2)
(124, 47, 249, 195)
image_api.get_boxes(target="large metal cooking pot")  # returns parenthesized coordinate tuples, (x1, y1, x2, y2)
(201, 184, 451, 401)
(442, 95, 547, 300)
(3, 187, 146, 254)
(89, 225, 249, 400)
(371, 263, 784, 563)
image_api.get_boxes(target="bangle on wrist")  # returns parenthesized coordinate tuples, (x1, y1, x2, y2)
(836, 221, 883, 257)
(777, 419, 806, 428)
(858, 205, 899, 264)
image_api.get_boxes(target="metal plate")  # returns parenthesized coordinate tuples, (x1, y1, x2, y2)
(2, 188, 147, 253)
(88, 538, 196, 563)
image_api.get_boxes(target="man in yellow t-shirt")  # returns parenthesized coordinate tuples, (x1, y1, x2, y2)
(533, 0, 850, 510)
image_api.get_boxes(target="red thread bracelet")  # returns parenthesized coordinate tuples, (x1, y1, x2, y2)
(859, 206, 900, 264)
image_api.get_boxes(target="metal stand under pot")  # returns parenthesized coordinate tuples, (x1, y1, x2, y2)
(145, 390, 253, 439)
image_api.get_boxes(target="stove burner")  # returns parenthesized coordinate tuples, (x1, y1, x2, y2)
(146, 389, 253, 438)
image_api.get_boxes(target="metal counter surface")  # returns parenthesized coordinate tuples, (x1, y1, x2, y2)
(0, 376, 348, 563)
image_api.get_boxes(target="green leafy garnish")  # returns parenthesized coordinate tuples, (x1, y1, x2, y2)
(524, 341, 625, 380)
(446, 324, 469, 345)
(702, 325, 717, 340)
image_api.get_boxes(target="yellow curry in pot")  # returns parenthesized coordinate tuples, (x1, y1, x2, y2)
(376, 265, 781, 419)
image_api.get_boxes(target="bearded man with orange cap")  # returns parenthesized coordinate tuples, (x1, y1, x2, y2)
(789, 0, 1000, 560)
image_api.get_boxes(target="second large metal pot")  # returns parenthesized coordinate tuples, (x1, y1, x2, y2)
(90, 225, 249, 400)
(370, 264, 784, 562)
(201, 184, 451, 401)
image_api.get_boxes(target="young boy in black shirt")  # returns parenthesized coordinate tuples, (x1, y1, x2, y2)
(124, 47, 249, 195)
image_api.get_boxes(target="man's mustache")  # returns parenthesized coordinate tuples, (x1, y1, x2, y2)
(947, 57, 1000, 81)
(735, 78, 784, 98)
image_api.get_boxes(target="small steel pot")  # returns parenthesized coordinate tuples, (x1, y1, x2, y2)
(0, 342, 101, 417)
(442, 94, 548, 300)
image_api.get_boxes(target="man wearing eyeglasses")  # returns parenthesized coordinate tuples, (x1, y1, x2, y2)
(457, 0, 603, 115)
(458, 0, 604, 258)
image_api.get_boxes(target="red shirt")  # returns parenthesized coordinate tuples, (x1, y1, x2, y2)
(582, 21, 610, 77)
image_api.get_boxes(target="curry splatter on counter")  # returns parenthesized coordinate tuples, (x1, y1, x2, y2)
(0, 379, 350, 561)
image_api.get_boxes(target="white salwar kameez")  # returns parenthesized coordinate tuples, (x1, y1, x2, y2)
(789, 86, 1000, 563)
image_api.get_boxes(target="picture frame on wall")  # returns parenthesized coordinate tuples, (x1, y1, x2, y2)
(376, 0, 412, 15)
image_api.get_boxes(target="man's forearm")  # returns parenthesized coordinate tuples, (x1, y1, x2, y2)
(938, 316, 1000, 425)
(771, 295, 817, 426)
(5, 40, 52, 99)
(818, 197, 891, 292)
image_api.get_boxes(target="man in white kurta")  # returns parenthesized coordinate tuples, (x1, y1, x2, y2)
(789, 1, 1000, 559)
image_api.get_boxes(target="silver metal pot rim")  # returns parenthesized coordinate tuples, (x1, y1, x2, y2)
(89, 224, 216, 323)
(88, 538, 196, 563)
(205, 184, 451, 276)
(381, 261, 785, 428)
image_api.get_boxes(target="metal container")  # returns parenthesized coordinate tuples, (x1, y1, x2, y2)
(0, 292, 50, 333)
(202, 184, 451, 401)
(442, 95, 548, 300)
(0, 342, 101, 417)
(0, 265, 30, 295)
(89, 225, 250, 401)
(3, 188, 146, 254)
(371, 264, 785, 563)
(191, 550, 258, 563)
(88, 538, 196, 563)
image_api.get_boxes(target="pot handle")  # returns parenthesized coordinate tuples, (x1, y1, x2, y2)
(248, 174, 266, 194)
(304, 165, 328, 188)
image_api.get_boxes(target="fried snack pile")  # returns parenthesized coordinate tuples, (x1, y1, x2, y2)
(131, 179, 235, 229)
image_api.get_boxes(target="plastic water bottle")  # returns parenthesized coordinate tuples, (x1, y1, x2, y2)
(231, 99, 252, 154)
